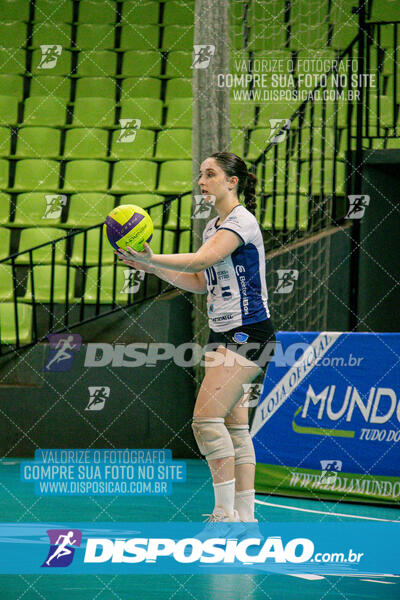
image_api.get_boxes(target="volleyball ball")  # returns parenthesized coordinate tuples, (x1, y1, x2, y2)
(104, 204, 153, 252)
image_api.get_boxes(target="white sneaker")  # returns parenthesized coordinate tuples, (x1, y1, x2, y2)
(191, 507, 245, 544)
(237, 518, 264, 544)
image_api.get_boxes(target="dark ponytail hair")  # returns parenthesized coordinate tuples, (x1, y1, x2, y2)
(209, 151, 258, 217)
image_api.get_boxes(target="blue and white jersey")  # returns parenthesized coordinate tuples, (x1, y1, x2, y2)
(202, 204, 270, 332)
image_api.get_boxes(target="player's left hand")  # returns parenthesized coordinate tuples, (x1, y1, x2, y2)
(115, 243, 154, 265)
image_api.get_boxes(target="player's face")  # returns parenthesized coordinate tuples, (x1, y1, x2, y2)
(198, 158, 233, 202)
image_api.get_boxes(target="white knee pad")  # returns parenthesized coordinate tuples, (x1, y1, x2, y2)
(226, 424, 256, 465)
(192, 417, 235, 461)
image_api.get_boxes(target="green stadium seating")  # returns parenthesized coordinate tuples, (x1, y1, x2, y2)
(0, 75, 23, 98)
(164, 195, 192, 230)
(156, 128, 191, 159)
(231, 103, 256, 128)
(0, 49, 26, 74)
(166, 51, 193, 78)
(70, 228, 115, 265)
(0, 22, 27, 48)
(23, 96, 67, 126)
(0, 96, 19, 125)
(157, 160, 192, 194)
(162, 26, 194, 51)
(111, 159, 158, 193)
(72, 98, 116, 127)
(301, 160, 347, 196)
(34, 0, 73, 23)
(31, 23, 72, 48)
(15, 227, 66, 264)
(83, 265, 139, 304)
(257, 160, 305, 195)
(119, 98, 163, 128)
(120, 25, 159, 50)
(64, 128, 108, 159)
(329, 0, 357, 23)
(385, 138, 400, 149)
(0, 159, 9, 187)
(76, 50, 117, 77)
(78, 0, 117, 24)
(119, 193, 165, 228)
(247, 129, 270, 160)
(75, 77, 116, 98)
(30, 49, 72, 76)
(163, 1, 195, 25)
(0, 265, 15, 300)
(0, 227, 11, 259)
(65, 193, 114, 228)
(2, 0, 30, 22)
(22, 265, 77, 303)
(178, 229, 191, 253)
(149, 228, 176, 253)
(230, 128, 245, 156)
(370, 0, 400, 22)
(262, 195, 309, 231)
(120, 77, 162, 99)
(165, 78, 192, 101)
(12, 193, 64, 226)
(247, 24, 286, 51)
(75, 24, 115, 50)
(0, 302, 32, 345)
(331, 22, 358, 50)
(110, 128, 155, 159)
(121, 1, 160, 25)
(165, 97, 192, 127)
(0, 194, 11, 223)
(121, 51, 161, 77)
(0, 128, 11, 156)
(29, 75, 71, 99)
(13, 159, 60, 190)
(15, 126, 61, 158)
(63, 159, 110, 191)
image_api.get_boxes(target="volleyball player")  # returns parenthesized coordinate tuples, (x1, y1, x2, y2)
(116, 152, 275, 525)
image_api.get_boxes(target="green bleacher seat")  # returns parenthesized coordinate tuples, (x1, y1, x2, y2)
(0, 194, 11, 223)
(75, 24, 115, 50)
(119, 98, 163, 128)
(15, 227, 66, 264)
(13, 193, 63, 226)
(0, 227, 11, 259)
(385, 138, 400, 149)
(72, 98, 116, 127)
(297, 128, 343, 161)
(121, 1, 160, 25)
(76, 50, 117, 77)
(75, 77, 116, 98)
(120, 25, 159, 50)
(165, 97, 192, 127)
(0, 49, 26, 74)
(63, 159, 110, 191)
(121, 51, 161, 77)
(111, 159, 158, 193)
(0, 128, 11, 156)
(163, 1, 195, 24)
(78, 0, 117, 24)
(162, 26, 193, 51)
(23, 96, 66, 126)
(13, 159, 60, 190)
(0, 75, 23, 98)
(370, 0, 400, 22)
(301, 160, 346, 196)
(329, 0, 357, 23)
(64, 128, 108, 158)
(120, 77, 162, 99)
(30, 49, 72, 76)
(149, 228, 176, 254)
(0, 159, 10, 187)
(1, 0, 30, 22)
(15, 127, 61, 158)
(110, 128, 155, 159)
(164, 195, 192, 230)
(247, 24, 286, 51)
(262, 195, 309, 231)
(230, 128, 245, 156)
(256, 159, 305, 195)
(0, 22, 27, 48)
(166, 51, 193, 78)
(231, 103, 256, 128)
(0, 96, 19, 125)
(83, 265, 139, 304)
(65, 193, 114, 227)
(165, 78, 192, 101)
(70, 228, 115, 265)
(34, 0, 73, 22)
(119, 193, 165, 228)
(156, 128, 191, 159)
(157, 160, 192, 194)
(0, 264, 15, 300)
(31, 23, 72, 47)
(0, 302, 32, 345)
(178, 229, 191, 253)
(22, 264, 76, 303)
(29, 75, 71, 99)
(331, 22, 358, 50)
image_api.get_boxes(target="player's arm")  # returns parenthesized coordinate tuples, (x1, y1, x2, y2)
(153, 268, 208, 294)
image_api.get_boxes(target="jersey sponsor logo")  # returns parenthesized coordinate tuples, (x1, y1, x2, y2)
(211, 314, 233, 322)
(235, 264, 249, 315)
(232, 332, 249, 344)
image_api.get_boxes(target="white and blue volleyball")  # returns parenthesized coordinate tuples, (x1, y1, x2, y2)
(104, 204, 153, 252)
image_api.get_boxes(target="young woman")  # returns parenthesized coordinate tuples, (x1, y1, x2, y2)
(116, 152, 275, 524)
